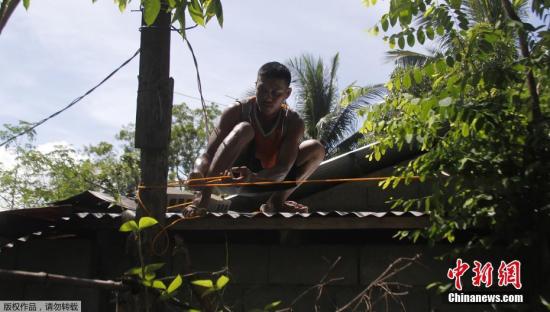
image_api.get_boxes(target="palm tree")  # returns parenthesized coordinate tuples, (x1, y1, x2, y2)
(287, 53, 385, 157)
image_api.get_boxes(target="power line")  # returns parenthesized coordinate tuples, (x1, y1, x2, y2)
(183, 36, 210, 136)
(173, 91, 228, 107)
(0, 48, 141, 148)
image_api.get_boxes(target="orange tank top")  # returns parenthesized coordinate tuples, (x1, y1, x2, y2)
(241, 97, 288, 169)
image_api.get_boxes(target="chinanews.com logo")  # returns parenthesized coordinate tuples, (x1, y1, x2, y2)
(444, 258, 525, 304)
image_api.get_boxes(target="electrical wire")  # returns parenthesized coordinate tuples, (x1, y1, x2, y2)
(0, 48, 141, 148)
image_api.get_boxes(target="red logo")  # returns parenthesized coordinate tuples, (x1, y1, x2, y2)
(447, 258, 470, 291)
(447, 259, 522, 290)
(497, 260, 522, 290)
(472, 261, 493, 288)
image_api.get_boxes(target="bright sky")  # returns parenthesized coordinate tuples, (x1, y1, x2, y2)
(0, 0, 393, 149)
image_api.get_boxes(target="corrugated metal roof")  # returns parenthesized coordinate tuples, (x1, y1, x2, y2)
(67, 210, 428, 230)
(0, 190, 429, 253)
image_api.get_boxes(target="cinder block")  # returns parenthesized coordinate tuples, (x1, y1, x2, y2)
(229, 245, 269, 284)
(269, 245, 358, 285)
(186, 244, 269, 284)
(16, 238, 93, 277)
(96, 230, 133, 279)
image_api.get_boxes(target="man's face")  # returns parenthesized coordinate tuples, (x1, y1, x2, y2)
(255, 75, 291, 115)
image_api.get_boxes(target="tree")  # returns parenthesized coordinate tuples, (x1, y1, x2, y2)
(363, 0, 549, 306)
(287, 53, 385, 156)
(0, 103, 219, 209)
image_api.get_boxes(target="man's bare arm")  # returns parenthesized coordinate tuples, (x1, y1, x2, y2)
(193, 104, 242, 177)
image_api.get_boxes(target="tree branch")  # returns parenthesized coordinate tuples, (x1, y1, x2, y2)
(0, 268, 130, 291)
(500, 0, 541, 122)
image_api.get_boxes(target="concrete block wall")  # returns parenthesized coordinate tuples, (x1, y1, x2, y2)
(182, 242, 498, 312)
(1, 236, 519, 311)
(0, 238, 100, 311)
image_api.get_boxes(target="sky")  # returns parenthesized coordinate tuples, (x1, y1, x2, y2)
(0, 0, 393, 152)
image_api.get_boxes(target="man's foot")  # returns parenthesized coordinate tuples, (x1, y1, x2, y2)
(182, 204, 207, 218)
(260, 201, 308, 213)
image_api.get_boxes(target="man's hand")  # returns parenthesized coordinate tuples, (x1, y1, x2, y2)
(229, 166, 257, 183)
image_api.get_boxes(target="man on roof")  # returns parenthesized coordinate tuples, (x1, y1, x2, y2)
(185, 62, 325, 216)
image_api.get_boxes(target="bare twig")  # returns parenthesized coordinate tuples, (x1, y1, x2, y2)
(276, 256, 344, 312)
(336, 254, 421, 312)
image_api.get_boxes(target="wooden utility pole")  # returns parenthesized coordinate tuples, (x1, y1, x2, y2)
(135, 3, 172, 228)
(134, 3, 173, 311)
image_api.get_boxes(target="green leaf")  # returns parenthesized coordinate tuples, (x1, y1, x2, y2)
(461, 123, 469, 137)
(407, 33, 415, 47)
(417, 28, 425, 44)
(23, 0, 30, 10)
(381, 18, 389, 31)
(264, 301, 282, 310)
(389, 36, 396, 49)
(398, 36, 405, 49)
(167, 275, 183, 294)
(368, 25, 379, 36)
(191, 279, 214, 288)
(125, 266, 142, 276)
(424, 5, 434, 17)
(438, 97, 453, 107)
(186, 309, 201, 312)
(143, 0, 161, 26)
(216, 275, 230, 289)
(413, 68, 423, 83)
(189, 0, 205, 26)
(436, 25, 445, 36)
(119, 220, 138, 232)
(138, 216, 158, 229)
(445, 56, 455, 67)
(540, 296, 550, 310)
(152, 280, 167, 290)
(167, 0, 176, 8)
(426, 26, 435, 40)
(206, 0, 223, 27)
(374, 149, 381, 161)
(403, 73, 412, 88)
(117, 0, 127, 12)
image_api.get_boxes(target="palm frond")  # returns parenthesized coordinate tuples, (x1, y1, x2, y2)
(385, 50, 435, 68)
(320, 84, 386, 154)
(328, 132, 365, 157)
(287, 53, 340, 139)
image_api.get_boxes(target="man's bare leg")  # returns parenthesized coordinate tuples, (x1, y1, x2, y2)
(188, 122, 255, 214)
(262, 139, 325, 212)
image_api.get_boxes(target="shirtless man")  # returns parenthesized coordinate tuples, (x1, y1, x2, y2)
(185, 62, 325, 215)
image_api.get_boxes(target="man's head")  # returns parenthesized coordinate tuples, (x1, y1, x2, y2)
(255, 62, 292, 115)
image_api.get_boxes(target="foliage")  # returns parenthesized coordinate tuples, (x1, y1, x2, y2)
(0, 103, 219, 209)
(362, 0, 550, 253)
(7, 0, 223, 38)
(287, 54, 385, 156)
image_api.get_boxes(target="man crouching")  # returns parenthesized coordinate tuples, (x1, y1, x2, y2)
(185, 62, 325, 216)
